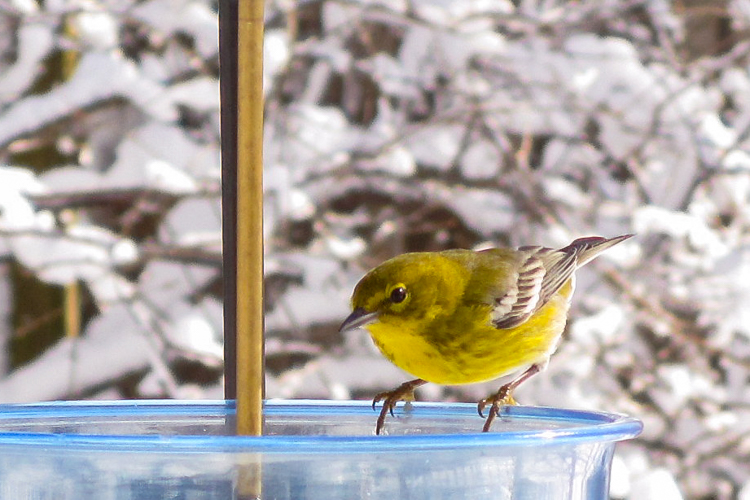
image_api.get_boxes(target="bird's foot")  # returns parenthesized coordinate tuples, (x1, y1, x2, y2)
(372, 379, 426, 435)
(477, 363, 542, 432)
(477, 384, 518, 432)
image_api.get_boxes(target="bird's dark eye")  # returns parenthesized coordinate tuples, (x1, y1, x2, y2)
(390, 286, 407, 304)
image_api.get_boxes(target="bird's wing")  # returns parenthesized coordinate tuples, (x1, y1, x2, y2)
(492, 245, 585, 328)
(490, 245, 580, 330)
(490, 252, 547, 329)
(486, 235, 630, 330)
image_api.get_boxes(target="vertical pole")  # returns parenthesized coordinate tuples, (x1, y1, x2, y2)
(235, 0, 265, 437)
(220, 0, 238, 403)
(62, 20, 82, 396)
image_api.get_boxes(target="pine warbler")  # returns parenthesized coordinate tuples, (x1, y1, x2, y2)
(339, 234, 631, 434)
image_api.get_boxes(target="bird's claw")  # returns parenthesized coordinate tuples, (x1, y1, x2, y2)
(372, 390, 399, 418)
(372, 388, 413, 435)
(371, 379, 425, 435)
(477, 384, 518, 432)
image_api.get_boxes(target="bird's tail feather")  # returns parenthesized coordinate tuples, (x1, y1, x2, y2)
(566, 234, 633, 268)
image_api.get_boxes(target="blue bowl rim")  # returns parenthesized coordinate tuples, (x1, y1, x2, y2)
(0, 399, 643, 453)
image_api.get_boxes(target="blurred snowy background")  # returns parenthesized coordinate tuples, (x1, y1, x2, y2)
(1, 0, 750, 498)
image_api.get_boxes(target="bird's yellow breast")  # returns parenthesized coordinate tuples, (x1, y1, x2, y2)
(366, 281, 572, 385)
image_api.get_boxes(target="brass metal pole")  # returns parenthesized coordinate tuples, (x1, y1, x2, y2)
(63, 19, 82, 397)
(235, 0, 265, 437)
(62, 21, 81, 343)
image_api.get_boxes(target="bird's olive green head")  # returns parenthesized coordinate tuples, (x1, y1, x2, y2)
(339, 251, 471, 333)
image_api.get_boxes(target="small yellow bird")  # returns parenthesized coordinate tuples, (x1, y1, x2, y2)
(339, 234, 631, 434)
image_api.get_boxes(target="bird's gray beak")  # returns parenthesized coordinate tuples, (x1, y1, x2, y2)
(339, 308, 379, 333)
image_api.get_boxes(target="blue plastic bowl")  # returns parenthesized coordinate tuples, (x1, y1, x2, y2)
(0, 400, 641, 499)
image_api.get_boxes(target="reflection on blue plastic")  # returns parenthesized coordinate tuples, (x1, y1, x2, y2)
(0, 400, 642, 499)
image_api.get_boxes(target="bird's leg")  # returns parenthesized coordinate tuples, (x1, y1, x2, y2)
(372, 379, 427, 435)
(477, 364, 542, 432)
